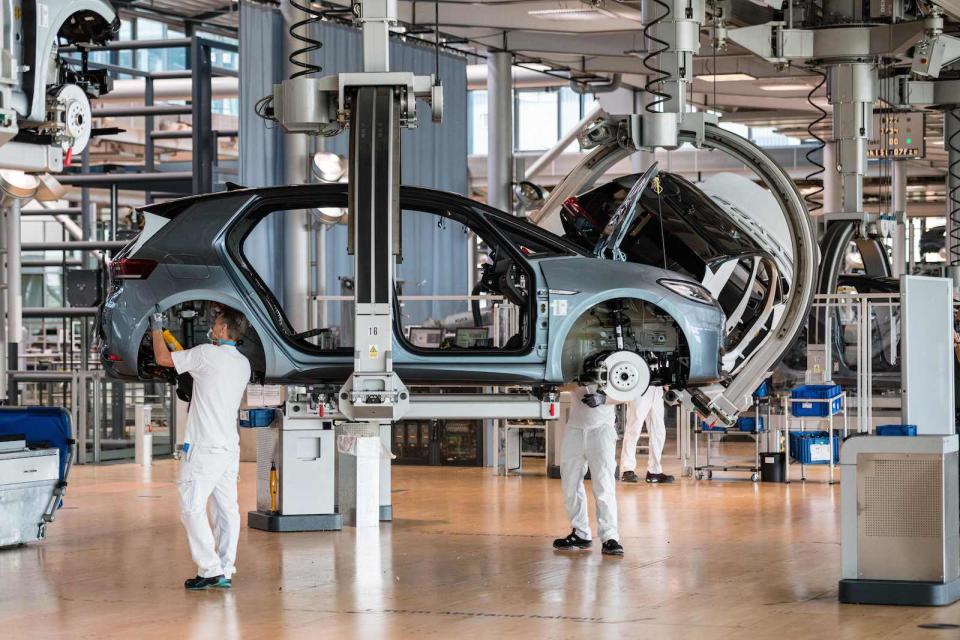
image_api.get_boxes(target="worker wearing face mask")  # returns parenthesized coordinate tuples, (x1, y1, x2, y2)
(553, 383, 624, 556)
(619, 385, 675, 484)
(151, 305, 252, 590)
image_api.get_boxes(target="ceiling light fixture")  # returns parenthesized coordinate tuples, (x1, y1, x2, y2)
(760, 83, 812, 91)
(699, 73, 756, 82)
(528, 2, 606, 20)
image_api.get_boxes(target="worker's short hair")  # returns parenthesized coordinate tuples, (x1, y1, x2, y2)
(216, 306, 248, 341)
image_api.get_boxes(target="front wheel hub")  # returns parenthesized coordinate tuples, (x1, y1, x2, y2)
(600, 351, 650, 403)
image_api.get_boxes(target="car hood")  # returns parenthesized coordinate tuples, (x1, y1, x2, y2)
(560, 171, 775, 281)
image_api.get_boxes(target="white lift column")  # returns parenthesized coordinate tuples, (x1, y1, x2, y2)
(486, 50, 513, 212)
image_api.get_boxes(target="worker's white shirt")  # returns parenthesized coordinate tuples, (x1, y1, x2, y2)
(566, 384, 616, 430)
(172, 343, 251, 451)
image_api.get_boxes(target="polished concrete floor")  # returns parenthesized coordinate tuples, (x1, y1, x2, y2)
(3, 444, 960, 639)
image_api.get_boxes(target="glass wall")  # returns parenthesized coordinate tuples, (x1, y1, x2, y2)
(467, 86, 599, 155)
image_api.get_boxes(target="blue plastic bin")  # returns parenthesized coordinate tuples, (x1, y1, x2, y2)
(876, 424, 917, 436)
(788, 430, 840, 464)
(737, 416, 764, 432)
(790, 384, 843, 417)
(753, 381, 769, 399)
(700, 422, 727, 433)
(239, 408, 275, 428)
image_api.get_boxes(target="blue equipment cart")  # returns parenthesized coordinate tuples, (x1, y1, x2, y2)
(0, 407, 74, 545)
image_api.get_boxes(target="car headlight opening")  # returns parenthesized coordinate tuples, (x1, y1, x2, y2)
(658, 279, 714, 305)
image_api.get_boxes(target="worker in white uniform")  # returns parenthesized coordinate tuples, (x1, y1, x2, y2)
(151, 306, 251, 590)
(553, 384, 624, 556)
(619, 385, 675, 484)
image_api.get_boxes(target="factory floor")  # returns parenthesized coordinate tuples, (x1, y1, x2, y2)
(3, 442, 960, 640)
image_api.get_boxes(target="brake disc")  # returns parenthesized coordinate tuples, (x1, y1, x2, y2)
(600, 351, 650, 403)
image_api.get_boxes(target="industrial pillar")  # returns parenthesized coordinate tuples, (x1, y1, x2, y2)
(7, 198, 21, 384)
(891, 159, 907, 277)
(0, 205, 6, 402)
(486, 50, 513, 212)
(281, 0, 311, 332)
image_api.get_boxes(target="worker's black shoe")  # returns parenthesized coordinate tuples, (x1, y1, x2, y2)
(646, 472, 676, 484)
(553, 530, 592, 551)
(184, 575, 230, 590)
(601, 539, 625, 556)
(620, 470, 640, 483)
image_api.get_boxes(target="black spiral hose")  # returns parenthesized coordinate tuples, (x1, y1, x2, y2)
(288, 0, 324, 79)
(642, 0, 671, 113)
(803, 68, 828, 214)
(948, 108, 960, 265)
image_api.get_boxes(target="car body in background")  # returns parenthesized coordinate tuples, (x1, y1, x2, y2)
(98, 184, 726, 400)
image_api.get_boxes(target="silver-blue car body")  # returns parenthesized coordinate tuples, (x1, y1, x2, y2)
(98, 184, 725, 391)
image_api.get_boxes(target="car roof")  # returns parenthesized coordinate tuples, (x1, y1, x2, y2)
(139, 183, 472, 216)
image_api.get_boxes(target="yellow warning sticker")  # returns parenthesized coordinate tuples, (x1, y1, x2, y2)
(368, 345, 379, 359)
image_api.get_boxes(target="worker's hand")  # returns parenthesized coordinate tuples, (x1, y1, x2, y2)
(150, 308, 164, 333)
(581, 391, 607, 408)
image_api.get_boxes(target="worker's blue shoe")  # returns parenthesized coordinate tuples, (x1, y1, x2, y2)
(601, 539, 625, 556)
(184, 575, 230, 590)
(553, 530, 592, 551)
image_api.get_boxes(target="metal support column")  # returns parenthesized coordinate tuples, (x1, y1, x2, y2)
(190, 39, 213, 194)
(145, 75, 156, 204)
(6, 198, 21, 403)
(281, 1, 311, 333)
(82, 202, 97, 269)
(0, 203, 6, 402)
(486, 50, 513, 212)
(109, 183, 118, 243)
(891, 159, 907, 277)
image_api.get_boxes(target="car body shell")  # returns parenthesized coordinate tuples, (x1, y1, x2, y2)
(99, 184, 725, 388)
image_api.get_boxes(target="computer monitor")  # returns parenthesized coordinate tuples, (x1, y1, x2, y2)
(408, 327, 444, 348)
(455, 327, 492, 348)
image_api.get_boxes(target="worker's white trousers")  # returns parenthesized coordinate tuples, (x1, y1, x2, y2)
(560, 424, 619, 543)
(177, 447, 241, 579)
(620, 386, 666, 475)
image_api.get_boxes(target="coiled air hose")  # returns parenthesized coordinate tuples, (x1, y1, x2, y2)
(288, 0, 324, 79)
(642, 0, 671, 113)
(804, 68, 828, 214)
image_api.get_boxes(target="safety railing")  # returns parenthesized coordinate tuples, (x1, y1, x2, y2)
(807, 292, 902, 433)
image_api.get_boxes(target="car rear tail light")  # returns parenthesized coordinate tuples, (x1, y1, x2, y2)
(105, 354, 123, 362)
(111, 258, 157, 280)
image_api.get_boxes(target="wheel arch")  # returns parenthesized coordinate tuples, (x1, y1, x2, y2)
(548, 291, 694, 383)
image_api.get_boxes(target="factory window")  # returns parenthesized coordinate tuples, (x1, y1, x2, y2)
(135, 19, 186, 72)
(467, 90, 488, 155)
(516, 90, 560, 151)
(750, 126, 800, 147)
(468, 87, 596, 155)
